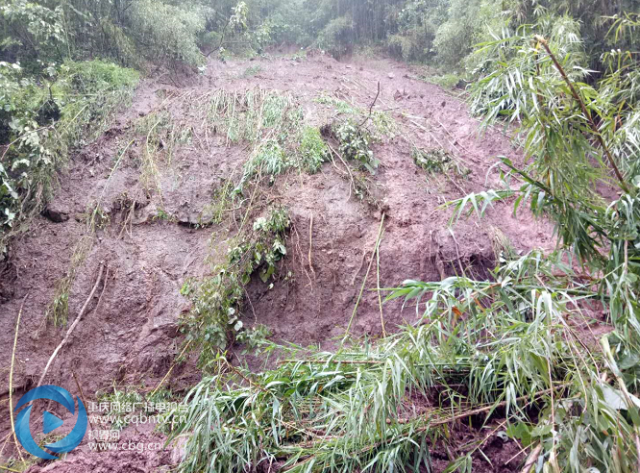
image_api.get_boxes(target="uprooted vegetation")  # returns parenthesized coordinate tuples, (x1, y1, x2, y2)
(180, 208, 290, 365)
(162, 19, 640, 473)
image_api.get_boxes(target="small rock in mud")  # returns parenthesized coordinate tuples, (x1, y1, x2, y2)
(43, 203, 70, 223)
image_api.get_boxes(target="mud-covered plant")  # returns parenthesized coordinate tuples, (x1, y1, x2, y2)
(180, 208, 290, 365)
(241, 65, 262, 78)
(46, 235, 93, 326)
(333, 119, 378, 174)
(412, 146, 470, 178)
(207, 89, 300, 145)
(298, 126, 330, 174)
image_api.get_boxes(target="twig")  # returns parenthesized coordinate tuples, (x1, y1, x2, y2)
(343, 214, 386, 343)
(71, 371, 96, 449)
(0, 432, 12, 459)
(425, 385, 565, 430)
(9, 295, 28, 464)
(351, 249, 367, 286)
(37, 263, 105, 389)
(150, 341, 192, 399)
(359, 81, 381, 128)
(326, 142, 355, 201)
(308, 214, 316, 280)
(535, 35, 629, 192)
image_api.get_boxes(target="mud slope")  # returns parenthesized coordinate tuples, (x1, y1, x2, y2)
(1, 53, 553, 472)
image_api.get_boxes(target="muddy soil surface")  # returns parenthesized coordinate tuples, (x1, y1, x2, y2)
(1, 52, 553, 472)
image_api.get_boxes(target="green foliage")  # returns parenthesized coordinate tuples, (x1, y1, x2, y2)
(333, 120, 378, 174)
(166, 247, 623, 473)
(314, 95, 358, 115)
(433, 0, 498, 67)
(0, 59, 138, 258)
(412, 146, 469, 177)
(298, 126, 330, 174)
(207, 89, 300, 145)
(240, 139, 290, 187)
(46, 235, 93, 326)
(425, 73, 464, 90)
(387, 0, 447, 61)
(180, 209, 290, 366)
(317, 16, 355, 58)
(441, 15, 640, 472)
(126, 0, 208, 68)
(0, 0, 67, 65)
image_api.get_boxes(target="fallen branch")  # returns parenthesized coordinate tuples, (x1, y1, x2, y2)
(37, 262, 106, 389)
(72, 370, 97, 449)
(327, 142, 356, 201)
(376, 229, 386, 338)
(343, 213, 386, 343)
(359, 81, 381, 128)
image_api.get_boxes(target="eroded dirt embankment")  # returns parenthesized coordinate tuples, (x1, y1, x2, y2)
(1, 53, 553, 472)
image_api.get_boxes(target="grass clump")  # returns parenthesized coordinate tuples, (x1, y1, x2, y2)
(241, 65, 262, 78)
(425, 73, 465, 90)
(207, 89, 300, 145)
(298, 126, 330, 174)
(179, 208, 290, 366)
(239, 139, 290, 190)
(314, 95, 359, 115)
(46, 235, 93, 326)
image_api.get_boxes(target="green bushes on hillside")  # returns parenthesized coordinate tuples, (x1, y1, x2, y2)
(0, 60, 138, 257)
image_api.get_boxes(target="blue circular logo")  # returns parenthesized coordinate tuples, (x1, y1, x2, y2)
(14, 385, 88, 460)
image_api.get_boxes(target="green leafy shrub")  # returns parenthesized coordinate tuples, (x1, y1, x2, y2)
(0, 0, 67, 66)
(427, 73, 464, 90)
(333, 120, 379, 174)
(180, 209, 290, 366)
(0, 60, 138, 258)
(412, 146, 469, 177)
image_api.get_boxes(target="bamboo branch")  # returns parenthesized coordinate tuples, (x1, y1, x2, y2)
(535, 35, 629, 192)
